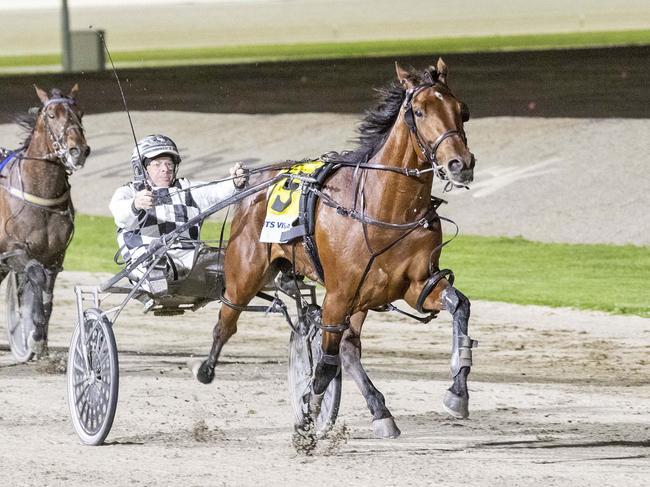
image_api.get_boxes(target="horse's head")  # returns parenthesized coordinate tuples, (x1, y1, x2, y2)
(34, 84, 90, 173)
(396, 59, 475, 187)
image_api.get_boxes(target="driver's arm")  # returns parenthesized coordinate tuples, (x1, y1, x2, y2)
(109, 184, 145, 229)
(189, 163, 247, 210)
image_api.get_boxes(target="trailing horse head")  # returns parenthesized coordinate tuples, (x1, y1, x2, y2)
(395, 59, 475, 187)
(33, 84, 90, 173)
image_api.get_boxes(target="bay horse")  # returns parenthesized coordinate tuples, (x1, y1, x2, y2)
(196, 59, 476, 438)
(0, 85, 89, 360)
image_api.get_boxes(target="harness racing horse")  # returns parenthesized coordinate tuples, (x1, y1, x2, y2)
(195, 59, 476, 438)
(0, 85, 89, 361)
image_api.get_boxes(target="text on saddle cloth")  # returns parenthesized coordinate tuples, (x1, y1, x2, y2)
(259, 160, 324, 243)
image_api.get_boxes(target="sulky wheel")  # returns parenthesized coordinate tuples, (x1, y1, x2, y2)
(5, 271, 35, 363)
(288, 326, 342, 438)
(67, 308, 119, 446)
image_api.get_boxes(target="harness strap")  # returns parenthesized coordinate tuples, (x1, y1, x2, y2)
(1, 184, 70, 207)
(314, 186, 440, 230)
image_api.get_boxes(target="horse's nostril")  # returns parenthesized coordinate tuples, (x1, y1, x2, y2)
(448, 158, 463, 174)
(69, 147, 80, 157)
(85, 146, 91, 157)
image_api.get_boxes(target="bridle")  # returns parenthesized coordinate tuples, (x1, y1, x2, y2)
(36, 97, 87, 174)
(402, 82, 470, 187)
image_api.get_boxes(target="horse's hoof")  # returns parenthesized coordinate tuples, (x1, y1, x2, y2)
(193, 360, 215, 384)
(292, 424, 318, 455)
(28, 332, 46, 357)
(372, 417, 401, 438)
(443, 390, 469, 419)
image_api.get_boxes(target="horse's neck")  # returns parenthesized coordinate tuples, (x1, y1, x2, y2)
(20, 131, 68, 197)
(365, 119, 432, 221)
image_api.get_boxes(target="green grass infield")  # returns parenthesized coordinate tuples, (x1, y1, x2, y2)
(65, 215, 649, 317)
(1, 29, 649, 70)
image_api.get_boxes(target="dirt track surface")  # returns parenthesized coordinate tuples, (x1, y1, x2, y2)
(0, 272, 648, 486)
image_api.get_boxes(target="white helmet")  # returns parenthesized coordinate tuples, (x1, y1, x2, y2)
(131, 134, 181, 167)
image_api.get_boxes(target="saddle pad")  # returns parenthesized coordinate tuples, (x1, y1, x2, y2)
(0, 149, 17, 175)
(259, 160, 323, 243)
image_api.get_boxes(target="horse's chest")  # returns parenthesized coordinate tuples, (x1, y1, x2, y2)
(23, 215, 73, 259)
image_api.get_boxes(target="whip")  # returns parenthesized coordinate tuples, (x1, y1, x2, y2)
(93, 27, 150, 190)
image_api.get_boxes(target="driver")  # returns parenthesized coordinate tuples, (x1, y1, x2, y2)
(109, 134, 247, 295)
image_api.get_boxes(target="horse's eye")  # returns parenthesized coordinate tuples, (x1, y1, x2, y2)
(47, 110, 55, 119)
(414, 110, 423, 118)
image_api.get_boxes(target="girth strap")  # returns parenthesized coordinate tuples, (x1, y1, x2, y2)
(3, 185, 70, 207)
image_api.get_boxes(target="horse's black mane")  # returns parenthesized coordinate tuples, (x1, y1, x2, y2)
(15, 88, 67, 148)
(331, 81, 407, 164)
(15, 110, 38, 148)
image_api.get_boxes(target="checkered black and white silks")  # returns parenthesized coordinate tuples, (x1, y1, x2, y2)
(109, 177, 235, 283)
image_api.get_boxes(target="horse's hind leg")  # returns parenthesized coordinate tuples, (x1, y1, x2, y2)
(306, 293, 348, 420)
(441, 286, 476, 419)
(340, 311, 401, 438)
(194, 249, 276, 385)
(194, 302, 242, 384)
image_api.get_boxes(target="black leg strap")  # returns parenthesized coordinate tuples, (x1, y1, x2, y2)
(317, 321, 350, 333)
(416, 268, 455, 314)
(321, 353, 339, 365)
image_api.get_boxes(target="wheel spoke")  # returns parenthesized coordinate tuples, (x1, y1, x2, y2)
(75, 383, 91, 406)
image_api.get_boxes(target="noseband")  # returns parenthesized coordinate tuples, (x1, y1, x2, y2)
(40, 97, 86, 174)
(402, 84, 468, 184)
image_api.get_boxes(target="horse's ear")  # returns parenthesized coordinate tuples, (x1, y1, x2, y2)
(395, 62, 415, 90)
(34, 84, 49, 104)
(68, 83, 80, 99)
(423, 65, 437, 85)
(436, 58, 448, 85)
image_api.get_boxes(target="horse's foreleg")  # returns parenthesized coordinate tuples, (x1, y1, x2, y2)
(41, 268, 58, 345)
(24, 260, 48, 356)
(405, 279, 476, 419)
(340, 311, 401, 438)
(441, 286, 475, 419)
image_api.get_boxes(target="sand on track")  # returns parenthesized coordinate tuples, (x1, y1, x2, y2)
(0, 271, 648, 486)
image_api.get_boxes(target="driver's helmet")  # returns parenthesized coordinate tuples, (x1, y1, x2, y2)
(131, 134, 181, 167)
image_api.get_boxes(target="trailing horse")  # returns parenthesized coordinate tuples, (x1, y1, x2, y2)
(195, 59, 476, 438)
(0, 85, 89, 361)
